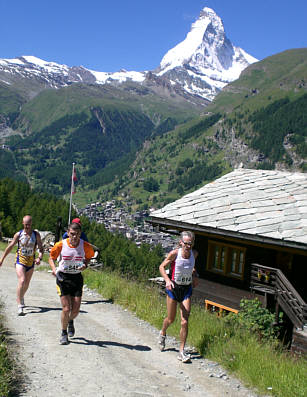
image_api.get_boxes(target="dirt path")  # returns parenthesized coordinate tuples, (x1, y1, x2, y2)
(0, 252, 260, 397)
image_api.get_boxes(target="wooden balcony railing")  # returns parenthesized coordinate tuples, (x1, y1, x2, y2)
(251, 263, 307, 329)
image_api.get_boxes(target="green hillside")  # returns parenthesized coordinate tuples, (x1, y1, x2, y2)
(2, 82, 204, 195)
(0, 149, 27, 182)
(0, 82, 25, 121)
(0, 49, 306, 210)
(92, 49, 307, 210)
(8, 108, 155, 194)
(209, 48, 307, 113)
(13, 82, 202, 133)
(86, 113, 231, 209)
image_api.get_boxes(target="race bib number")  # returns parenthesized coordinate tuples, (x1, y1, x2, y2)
(62, 260, 84, 273)
(21, 247, 34, 256)
(174, 274, 192, 285)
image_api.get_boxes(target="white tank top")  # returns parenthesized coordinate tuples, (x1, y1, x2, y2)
(58, 239, 85, 274)
(171, 248, 195, 285)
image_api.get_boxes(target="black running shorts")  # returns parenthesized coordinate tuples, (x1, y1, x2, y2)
(56, 271, 83, 297)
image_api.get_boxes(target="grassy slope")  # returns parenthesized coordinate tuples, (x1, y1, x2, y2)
(14, 82, 202, 133)
(0, 82, 25, 119)
(209, 48, 307, 114)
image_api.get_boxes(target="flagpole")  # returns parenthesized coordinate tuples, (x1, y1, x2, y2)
(68, 162, 75, 225)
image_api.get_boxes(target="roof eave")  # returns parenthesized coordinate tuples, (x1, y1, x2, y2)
(147, 216, 307, 253)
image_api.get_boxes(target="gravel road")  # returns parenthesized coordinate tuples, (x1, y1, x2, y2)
(0, 252, 260, 397)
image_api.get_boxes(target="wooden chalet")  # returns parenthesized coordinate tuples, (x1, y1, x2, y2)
(148, 169, 307, 353)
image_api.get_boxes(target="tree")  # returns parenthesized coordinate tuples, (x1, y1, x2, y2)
(143, 177, 159, 192)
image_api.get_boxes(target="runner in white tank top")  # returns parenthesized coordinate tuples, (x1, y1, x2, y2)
(159, 231, 199, 363)
(171, 248, 195, 286)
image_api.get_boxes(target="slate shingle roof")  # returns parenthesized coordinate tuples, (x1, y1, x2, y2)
(150, 169, 307, 247)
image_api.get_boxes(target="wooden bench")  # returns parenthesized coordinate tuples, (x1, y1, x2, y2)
(205, 299, 238, 317)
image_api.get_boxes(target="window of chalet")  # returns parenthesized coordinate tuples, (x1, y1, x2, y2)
(207, 240, 246, 279)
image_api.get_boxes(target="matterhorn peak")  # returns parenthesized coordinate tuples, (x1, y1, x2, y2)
(159, 7, 220, 72)
(158, 7, 258, 100)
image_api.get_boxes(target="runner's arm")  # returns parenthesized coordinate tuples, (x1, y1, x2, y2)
(34, 232, 44, 265)
(159, 250, 177, 290)
(48, 242, 62, 276)
(192, 250, 199, 287)
(48, 257, 57, 277)
(0, 232, 19, 267)
(82, 242, 95, 269)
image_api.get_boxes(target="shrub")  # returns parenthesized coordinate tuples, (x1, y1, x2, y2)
(226, 298, 279, 341)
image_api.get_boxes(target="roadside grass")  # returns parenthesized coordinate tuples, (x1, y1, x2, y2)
(84, 269, 307, 397)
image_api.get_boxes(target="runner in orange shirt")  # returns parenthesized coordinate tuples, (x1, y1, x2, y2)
(49, 222, 94, 345)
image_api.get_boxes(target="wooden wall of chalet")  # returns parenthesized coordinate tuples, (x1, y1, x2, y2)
(194, 233, 306, 300)
(291, 254, 307, 301)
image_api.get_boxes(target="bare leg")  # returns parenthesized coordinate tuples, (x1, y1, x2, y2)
(60, 295, 72, 331)
(179, 297, 191, 352)
(15, 265, 34, 305)
(69, 296, 82, 321)
(161, 295, 177, 335)
(23, 267, 35, 300)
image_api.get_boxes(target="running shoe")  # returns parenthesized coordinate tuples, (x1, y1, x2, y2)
(17, 305, 24, 316)
(68, 320, 75, 337)
(177, 350, 191, 363)
(158, 331, 166, 351)
(60, 332, 69, 345)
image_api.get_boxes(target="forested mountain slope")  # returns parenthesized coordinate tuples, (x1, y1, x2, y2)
(1, 82, 204, 195)
(92, 49, 306, 211)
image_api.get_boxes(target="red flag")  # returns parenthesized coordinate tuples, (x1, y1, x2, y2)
(71, 167, 77, 194)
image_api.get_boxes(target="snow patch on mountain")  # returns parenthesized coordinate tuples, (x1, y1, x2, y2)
(90, 69, 146, 84)
(0, 56, 69, 75)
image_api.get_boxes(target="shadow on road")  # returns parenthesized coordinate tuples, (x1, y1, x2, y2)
(162, 347, 178, 352)
(25, 306, 87, 314)
(161, 348, 201, 362)
(71, 337, 151, 351)
(81, 299, 113, 305)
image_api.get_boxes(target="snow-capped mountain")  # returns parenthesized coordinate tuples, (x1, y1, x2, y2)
(0, 56, 146, 90)
(157, 7, 258, 100)
(0, 7, 257, 101)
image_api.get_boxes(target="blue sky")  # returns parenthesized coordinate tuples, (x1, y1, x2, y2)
(1, 0, 306, 72)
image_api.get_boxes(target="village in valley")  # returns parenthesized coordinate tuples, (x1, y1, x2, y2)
(77, 200, 175, 254)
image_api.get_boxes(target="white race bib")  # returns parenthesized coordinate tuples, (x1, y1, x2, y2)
(62, 260, 84, 273)
(21, 247, 34, 256)
(174, 272, 192, 285)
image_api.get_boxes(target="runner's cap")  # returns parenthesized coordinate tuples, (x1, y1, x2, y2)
(72, 218, 81, 225)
